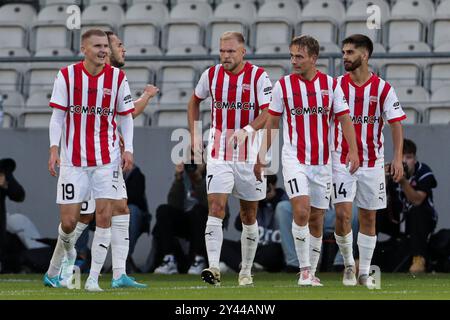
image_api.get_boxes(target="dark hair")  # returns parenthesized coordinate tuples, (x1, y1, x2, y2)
(81, 29, 107, 43)
(290, 35, 320, 58)
(0, 158, 16, 174)
(403, 138, 417, 155)
(104, 30, 115, 45)
(342, 34, 374, 58)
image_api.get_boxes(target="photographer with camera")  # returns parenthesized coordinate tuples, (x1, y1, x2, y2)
(0, 158, 25, 272)
(395, 139, 438, 273)
(152, 160, 227, 275)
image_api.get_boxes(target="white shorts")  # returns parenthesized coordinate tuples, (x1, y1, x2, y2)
(56, 162, 122, 205)
(80, 166, 128, 214)
(282, 158, 332, 209)
(331, 152, 386, 210)
(206, 161, 267, 201)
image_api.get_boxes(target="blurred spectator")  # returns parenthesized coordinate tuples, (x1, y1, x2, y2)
(152, 162, 215, 274)
(0, 158, 25, 272)
(220, 175, 288, 273)
(392, 139, 438, 273)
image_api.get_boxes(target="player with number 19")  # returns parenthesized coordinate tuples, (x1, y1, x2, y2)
(43, 29, 135, 291)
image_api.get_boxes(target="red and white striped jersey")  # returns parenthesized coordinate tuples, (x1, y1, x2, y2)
(269, 71, 350, 165)
(333, 73, 406, 167)
(194, 62, 272, 162)
(49, 61, 135, 167)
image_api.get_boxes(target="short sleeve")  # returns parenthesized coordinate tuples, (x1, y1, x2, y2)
(268, 81, 284, 116)
(117, 74, 135, 116)
(383, 87, 407, 123)
(49, 70, 68, 111)
(256, 71, 272, 109)
(194, 69, 210, 100)
(332, 83, 350, 117)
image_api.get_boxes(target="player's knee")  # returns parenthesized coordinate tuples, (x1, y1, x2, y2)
(209, 201, 226, 218)
(293, 206, 309, 220)
(335, 209, 351, 226)
(113, 201, 129, 215)
(61, 218, 77, 233)
(240, 211, 257, 225)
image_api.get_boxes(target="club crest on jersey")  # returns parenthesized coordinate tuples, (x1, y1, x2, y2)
(103, 88, 112, 97)
(369, 96, 378, 103)
(242, 84, 251, 92)
(321, 90, 329, 97)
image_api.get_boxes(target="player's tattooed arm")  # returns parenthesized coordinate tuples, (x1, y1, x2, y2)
(132, 85, 159, 119)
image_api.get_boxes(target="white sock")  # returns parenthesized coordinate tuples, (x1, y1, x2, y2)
(111, 215, 130, 280)
(292, 222, 311, 270)
(357, 232, 377, 276)
(89, 227, 111, 282)
(47, 224, 76, 278)
(74, 222, 88, 244)
(309, 234, 322, 276)
(334, 231, 355, 267)
(205, 216, 223, 270)
(240, 222, 259, 275)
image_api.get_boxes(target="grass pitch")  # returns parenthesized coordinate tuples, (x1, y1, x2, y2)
(0, 272, 449, 300)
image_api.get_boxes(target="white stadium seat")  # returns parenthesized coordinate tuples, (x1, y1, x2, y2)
(26, 68, 59, 95)
(1, 91, 25, 108)
(383, 62, 422, 87)
(0, 68, 21, 92)
(207, 19, 247, 52)
(159, 65, 196, 92)
(170, 2, 213, 23)
(428, 62, 450, 93)
(26, 90, 53, 108)
(396, 85, 430, 124)
(214, 1, 257, 21)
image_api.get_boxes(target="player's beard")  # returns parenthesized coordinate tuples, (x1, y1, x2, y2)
(222, 59, 241, 72)
(110, 53, 125, 68)
(344, 57, 362, 72)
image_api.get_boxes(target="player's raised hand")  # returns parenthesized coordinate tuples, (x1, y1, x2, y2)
(122, 151, 134, 172)
(345, 151, 360, 175)
(142, 84, 159, 99)
(48, 146, 60, 177)
(390, 158, 404, 183)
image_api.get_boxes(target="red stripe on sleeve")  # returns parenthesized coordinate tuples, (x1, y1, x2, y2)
(388, 114, 407, 123)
